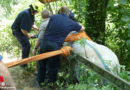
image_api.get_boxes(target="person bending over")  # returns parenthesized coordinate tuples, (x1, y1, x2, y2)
(11, 3, 42, 68)
(37, 6, 84, 87)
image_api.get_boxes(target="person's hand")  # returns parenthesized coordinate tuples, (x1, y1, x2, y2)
(33, 27, 39, 31)
(32, 25, 39, 31)
(30, 35, 35, 38)
(28, 36, 31, 39)
(32, 48, 37, 56)
(80, 29, 84, 32)
(80, 26, 85, 32)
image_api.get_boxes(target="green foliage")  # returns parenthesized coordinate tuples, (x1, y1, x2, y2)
(118, 65, 130, 82)
(0, 26, 20, 56)
(0, 0, 18, 16)
(85, 0, 109, 44)
(57, 55, 130, 89)
(106, 0, 130, 70)
(75, 38, 86, 47)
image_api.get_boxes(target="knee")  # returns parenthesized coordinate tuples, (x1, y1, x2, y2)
(24, 41, 31, 49)
(22, 45, 30, 53)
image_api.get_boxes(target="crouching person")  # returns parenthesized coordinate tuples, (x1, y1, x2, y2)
(36, 6, 84, 88)
(0, 55, 16, 90)
(11, 3, 41, 68)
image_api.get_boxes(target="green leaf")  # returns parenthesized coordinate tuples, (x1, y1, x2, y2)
(127, 71, 130, 75)
(127, 23, 130, 29)
(126, 40, 130, 47)
(121, 15, 130, 22)
(118, 0, 128, 5)
(128, 33, 130, 38)
(58, 72, 64, 77)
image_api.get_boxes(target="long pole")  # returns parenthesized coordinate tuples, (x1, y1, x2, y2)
(6, 46, 71, 68)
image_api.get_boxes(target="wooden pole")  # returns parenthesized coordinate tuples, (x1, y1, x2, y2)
(6, 46, 71, 68)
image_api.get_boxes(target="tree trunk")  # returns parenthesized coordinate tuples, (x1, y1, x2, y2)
(86, 0, 109, 44)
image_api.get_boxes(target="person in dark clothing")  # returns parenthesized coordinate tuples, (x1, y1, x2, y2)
(11, 3, 42, 68)
(37, 6, 85, 87)
(58, 9, 77, 21)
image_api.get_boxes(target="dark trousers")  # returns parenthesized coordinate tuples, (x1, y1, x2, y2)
(37, 39, 62, 85)
(12, 30, 30, 59)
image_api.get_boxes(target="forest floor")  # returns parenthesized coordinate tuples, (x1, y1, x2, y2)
(2, 52, 44, 90)
(9, 67, 41, 90)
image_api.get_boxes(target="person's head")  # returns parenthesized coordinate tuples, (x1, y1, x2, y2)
(41, 9, 50, 19)
(59, 6, 70, 16)
(29, 2, 42, 15)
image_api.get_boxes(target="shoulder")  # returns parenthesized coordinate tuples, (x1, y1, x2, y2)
(23, 9, 30, 14)
(39, 18, 50, 30)
(50, 14, 60, 19)
(40, 21, 47, 27)
(51, 14, 59, 17)
(20, 9, 30, 16)
(41, 18, 50, 25)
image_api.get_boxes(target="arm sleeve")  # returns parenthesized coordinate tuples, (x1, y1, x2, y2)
(20, 14, 32, 32)
(38, 29, 45, 41)
(38, 23, 46, 41)
(38, 19, 50, 41)
(72, 22, 82, 32)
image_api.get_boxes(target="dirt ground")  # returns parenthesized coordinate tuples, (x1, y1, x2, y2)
(3, 52, 75, 90)
(9, 66, 43, 90)
(2, 52, 43, 90)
